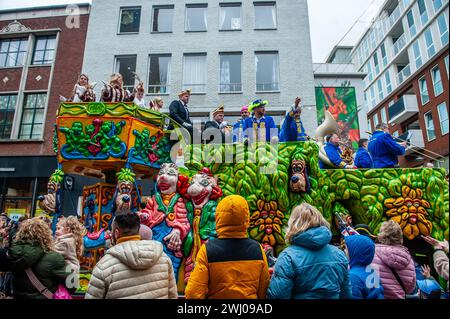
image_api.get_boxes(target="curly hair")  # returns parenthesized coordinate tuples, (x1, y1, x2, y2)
(285, 203, 330, 245)
(58, 216, 86, 259)
(378, 220, 403, 246)
(15, 218, 54, 252)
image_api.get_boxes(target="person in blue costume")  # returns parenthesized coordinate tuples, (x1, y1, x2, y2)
(319, 133, 356, 169)
(232, 105, 250, 143)
(368, 123, 407, 168)
(279, 97, 308, 142)
(242, 99, 278, 143)
(354, 138, 373, 168)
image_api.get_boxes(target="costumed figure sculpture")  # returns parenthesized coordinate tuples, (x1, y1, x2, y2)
(38, 169, 64, 233)
(138, 163, 191, 281)
(100, 73, 133, 103)
(289, 159, 311, 193)
(112, 168, 136, 216)
(183, 168, 223, 283)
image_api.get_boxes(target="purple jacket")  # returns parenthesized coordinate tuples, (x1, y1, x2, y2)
(372, 244, 416, 299)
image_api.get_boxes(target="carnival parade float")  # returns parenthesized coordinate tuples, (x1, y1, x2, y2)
(39, 97, 449, 295)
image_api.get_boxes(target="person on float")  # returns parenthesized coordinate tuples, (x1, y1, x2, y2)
(319, 133, 356, 169)
(100, 73, 133, 103)
(368, 123, 407, 168)
(185, 195, 270, 299)
(203, 105, 230, 144)
(132, 82, 146, 108)
(267, 203, 352, 299)
(149, 97, 164, 112)
(85, 214, 177, 299)
(354, 138, 373, 168)
(344, 235, 384, 299)
(232, 105, 250, 143)
(169, 89, 194, 138)
(279, 96, 308, 142)
(242, 99, 277, 144)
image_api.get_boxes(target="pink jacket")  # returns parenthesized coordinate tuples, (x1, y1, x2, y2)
(372, 244, 416, 299)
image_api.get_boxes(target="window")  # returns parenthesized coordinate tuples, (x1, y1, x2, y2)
(219, 53, 242, 92)
(373, 114, 379, 127)
(437, 102, 449, 135)
(185, 4, 207, 32)
(114, 55, 137, 92)
(424, 112, 436, 141)
(417, 0, 428, 25)
(370, 86, 376, 108)
(0, 95, 17, 139)
(406, 10, 416, 37)
(119, 7, 141, 33)
(445, 55, 449, 78)
(367, 119, 372, 132)
(32, 35, 56, 65)
(0, 38, 28, 67)
(392, 130, 399, 137)
(377, 79, 384, 101)
(254, 2, 277, 29)
(148, 54, 171, 94)
(419, 76, 429, 105)
(385, 71, 392, 94)
(220, 3, 242, 30)
(152, 6, 174, 32)
(255, 52, 279, 92)
(19, 93, 46, 140)
(381, 43, 387, 67)
(437, 13, 449, 46)
(367, 62, 373, 82)
(431, 66, 443, 96)
(373, 52, 380, 75)
(412, 40, 423, 69)
(424, 27, 435, 58)
(381, 107, 388, 124)
(433, 0, 443, 12)
(183, 54, 207, 93)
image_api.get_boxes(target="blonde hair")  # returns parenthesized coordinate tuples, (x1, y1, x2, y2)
(15, 217, 54, 252)
(378, 220, 403, 245)
(58, 216, 86, 259)
(285, 203, 330, 244)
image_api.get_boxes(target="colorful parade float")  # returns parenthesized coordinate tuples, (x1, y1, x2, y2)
(39, 85, 449, 296)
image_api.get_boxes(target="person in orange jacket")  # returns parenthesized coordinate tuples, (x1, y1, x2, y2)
(185, 195, 270, 299)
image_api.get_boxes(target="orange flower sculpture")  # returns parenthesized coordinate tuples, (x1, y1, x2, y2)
(250, 200, 285, 248)
(384, 186, 433, 240)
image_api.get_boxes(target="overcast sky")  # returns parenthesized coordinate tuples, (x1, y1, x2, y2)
(0, 0, 384, 62)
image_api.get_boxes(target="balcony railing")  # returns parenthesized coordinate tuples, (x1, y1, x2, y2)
(218, 83, 242, 93)
(387, 5, 402, 29)
(397, 64, 411, 85)
(256, 82, 280, 92)
(388, 94, 419, 124)
(392, 33, 409, 56)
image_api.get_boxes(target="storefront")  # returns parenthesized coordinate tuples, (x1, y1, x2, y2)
(0, 156, 57, 220)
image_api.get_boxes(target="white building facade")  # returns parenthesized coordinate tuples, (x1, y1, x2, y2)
(82, 0, 317, 131)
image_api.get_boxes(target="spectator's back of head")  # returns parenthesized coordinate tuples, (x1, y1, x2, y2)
(378, 220, 403, 245)
(215, 195, 250, 238)
(286, 203, 330, 244)
(113, 213, 141, 237)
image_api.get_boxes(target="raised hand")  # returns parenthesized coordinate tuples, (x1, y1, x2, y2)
(421, 264, 431, 279)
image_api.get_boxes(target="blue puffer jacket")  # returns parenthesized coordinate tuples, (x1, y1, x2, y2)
(267, 226, 352, 299)
(345, 235, 384, 299)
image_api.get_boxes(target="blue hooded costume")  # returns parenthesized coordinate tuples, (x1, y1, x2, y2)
(354, 147, 373, 168)
(368, 130, 405, 168)
(279, 111, 308, 142)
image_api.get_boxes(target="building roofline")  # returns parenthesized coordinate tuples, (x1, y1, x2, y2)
(325, 45, 354, 63)
(0, 3, 90, 14)
(351, 0, 392, 56)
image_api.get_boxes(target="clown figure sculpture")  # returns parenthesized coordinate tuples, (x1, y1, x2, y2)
(138, 163, 190, 281)
(183, 168, 223, 283)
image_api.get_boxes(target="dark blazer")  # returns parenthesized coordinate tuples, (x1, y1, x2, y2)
(204, 120, 225, 144)
(169, 100, 192, 126)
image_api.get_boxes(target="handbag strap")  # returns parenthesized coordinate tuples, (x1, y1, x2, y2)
(25, 268, 53, 299)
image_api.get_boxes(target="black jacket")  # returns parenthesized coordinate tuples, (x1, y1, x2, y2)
(169, 100, 192, 126)
(204, 120, 225, 144)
